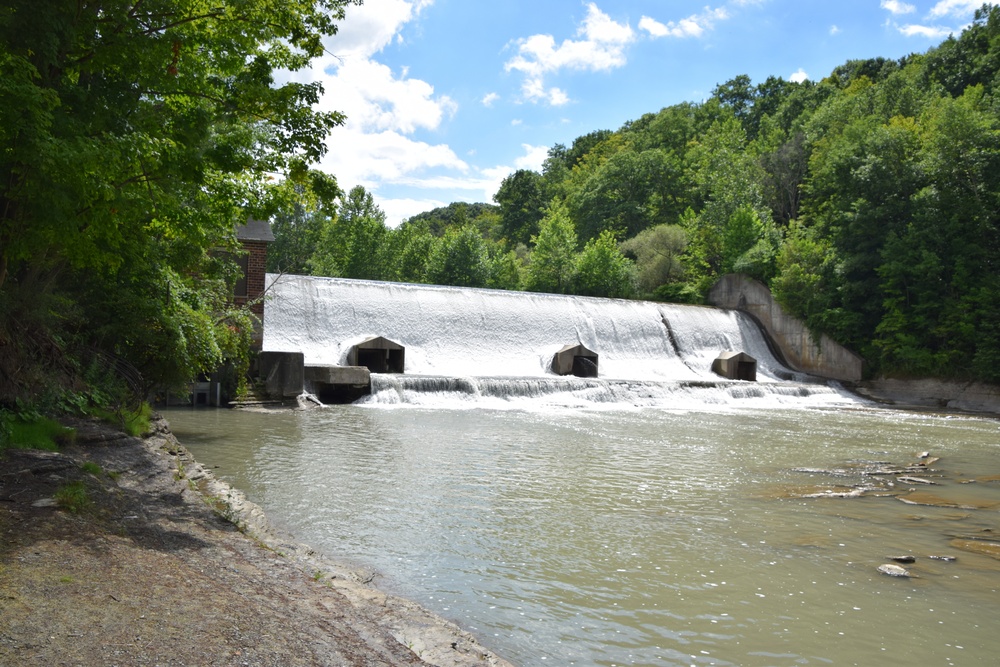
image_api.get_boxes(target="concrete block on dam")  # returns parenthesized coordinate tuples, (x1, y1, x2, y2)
(711, 351, 757, 381)
(347, 336, 405, 374)
(553, 344, 599, 378)
(305, 365, 372, 404)
(259, 351, 304, 398)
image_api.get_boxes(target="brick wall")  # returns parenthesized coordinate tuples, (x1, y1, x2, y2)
(234, 240, 268, 347)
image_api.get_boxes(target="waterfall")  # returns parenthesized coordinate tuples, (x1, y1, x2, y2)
(262, 275, 857, 408)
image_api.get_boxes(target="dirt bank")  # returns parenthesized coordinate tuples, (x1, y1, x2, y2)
(0, 417, 513, 667)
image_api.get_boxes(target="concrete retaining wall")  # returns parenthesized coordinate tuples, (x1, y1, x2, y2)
(851, 378, 1000, 414)
(708, 274, 863, 382)
(259, 351, 304, 398)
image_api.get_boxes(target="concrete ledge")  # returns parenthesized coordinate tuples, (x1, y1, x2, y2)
(709, 274, 863, 382)
(305, 365, 371, 386)
(305, 365, 372, 404)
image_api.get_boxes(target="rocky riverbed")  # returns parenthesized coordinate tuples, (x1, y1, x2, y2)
(0, 416, 512, 667)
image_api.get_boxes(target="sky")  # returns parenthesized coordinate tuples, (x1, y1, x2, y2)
(283, 0, 986, 226)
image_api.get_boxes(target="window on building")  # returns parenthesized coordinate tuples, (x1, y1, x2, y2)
(234, 252, 249, 298)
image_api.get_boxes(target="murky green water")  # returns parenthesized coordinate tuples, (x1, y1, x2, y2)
(164, 405, 1000, 666)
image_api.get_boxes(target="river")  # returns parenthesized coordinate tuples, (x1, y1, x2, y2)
(164, 402, 1000, 666)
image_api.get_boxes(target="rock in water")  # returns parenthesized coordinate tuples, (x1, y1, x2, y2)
(888, 555, 916, 564)
(877, 563, 912, 577)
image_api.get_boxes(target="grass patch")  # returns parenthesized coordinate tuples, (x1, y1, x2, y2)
(54, 481, 91, 514)
(80, 461, 103, 476)
(0, 415, 75, 452)
(93, 402, 153, 437)
(119, 402, 153, 437)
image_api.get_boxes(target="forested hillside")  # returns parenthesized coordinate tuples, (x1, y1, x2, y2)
(273, 5, 1000, 383)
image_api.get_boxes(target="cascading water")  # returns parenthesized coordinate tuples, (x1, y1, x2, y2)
(263, 274, 859, 408)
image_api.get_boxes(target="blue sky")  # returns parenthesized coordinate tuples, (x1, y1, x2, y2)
(287, 0, 985, 225)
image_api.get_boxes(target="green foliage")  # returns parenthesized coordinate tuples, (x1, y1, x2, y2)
(525, 201, 578, 294)
(572, 231, 637, 299)
(620, 224, 688, 295)
(494, 170, 546, 247)
(0, 0, 355, 410)
(405, 202, 502, 238)
(266, 171, 340, 274)
(424, 225, 493, 288)
(390, 223, 436, 283)
(93, 402, 153, 438)
(309, 186, 394, 280)
(487, 248, 525, 291)
(567, 147, 684, 242)
(0, 413, 74, 452)
(80, 461, 103, 476)
(54, 481, 90, 514)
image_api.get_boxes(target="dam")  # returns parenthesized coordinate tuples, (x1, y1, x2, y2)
(261, 274, 856, 408)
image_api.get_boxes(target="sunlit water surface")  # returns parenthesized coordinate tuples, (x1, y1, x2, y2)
(164, 405, 1000, 666)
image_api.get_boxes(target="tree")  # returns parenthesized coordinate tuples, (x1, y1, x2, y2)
(310, 186, 393, 280)
(712, 74, 755, 124)
(0, 0, 357, 404)
(682, 114, 775, 292)
(620, 225, 688, 294)
(525, 201, 578, 294)
(424, 224, 492, 288)
(487, 249, 525, 291)
(572, 231, 636, 299)
(758, 130, 809, 226)
(494, 170, 546, 247)
(568, 147, 682, 242)
(387, 223, 435, 284)
(266, 170, 341, 274)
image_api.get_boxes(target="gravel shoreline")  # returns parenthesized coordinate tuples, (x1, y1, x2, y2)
(0, 416, 513, 667)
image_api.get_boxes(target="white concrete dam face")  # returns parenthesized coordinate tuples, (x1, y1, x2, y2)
(262, 275, 790, 381)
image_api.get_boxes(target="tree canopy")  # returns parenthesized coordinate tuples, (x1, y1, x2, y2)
(0, 0, 357, 411)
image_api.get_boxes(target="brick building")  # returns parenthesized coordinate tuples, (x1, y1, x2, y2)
(234, 218, 274, 350)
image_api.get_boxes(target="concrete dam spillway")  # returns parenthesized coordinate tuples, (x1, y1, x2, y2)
(262, 274, 858, 408)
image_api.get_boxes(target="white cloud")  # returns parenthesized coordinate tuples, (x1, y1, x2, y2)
(880, 0, 916, 15)
(504, 3, 636, 105)
(514, 144, 549, 171)
(789, 68, 809, 83)
(318, 127, 468, 187)
(830, 24, 841, 35)
(897, 23, 953, 38)
(327, 58, 457, 135)
(482, 92, 500, 107)
(547, 87, 571, 106)
(325, 0, 429, 59)
(928, 0, 982, 19)
(639, 7, 729, 39)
